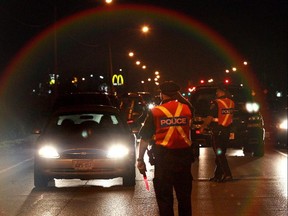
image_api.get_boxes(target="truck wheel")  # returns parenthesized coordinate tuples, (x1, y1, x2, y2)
(253, 139, 265, 157)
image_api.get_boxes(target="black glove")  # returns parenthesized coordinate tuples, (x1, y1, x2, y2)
(137, 160, 146, 175)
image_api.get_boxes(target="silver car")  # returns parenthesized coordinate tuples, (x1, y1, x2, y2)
(34, 105, 136, 188)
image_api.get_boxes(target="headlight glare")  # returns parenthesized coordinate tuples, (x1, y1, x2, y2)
(38, 145, 60, 158)
(107, 144, 129, 159)
(279, 119, 287, 130)
(246, 102, 260, 113)
(148, 103, 155, 109)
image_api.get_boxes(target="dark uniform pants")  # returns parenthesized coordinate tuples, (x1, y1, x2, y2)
(153, 145, 193, 216)
(211, 126, 232, 178)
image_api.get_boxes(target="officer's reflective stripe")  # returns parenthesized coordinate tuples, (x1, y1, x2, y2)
(212, 118, 219, 122)
(217, 99, 233, 126)
(155, 103, 191, 146)
(173, 104, 191, 145)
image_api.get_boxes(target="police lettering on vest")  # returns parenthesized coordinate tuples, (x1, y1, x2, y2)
(160, 116, 188, 127)
(221, 108, 234, 114)
(216, 98, 235, 127)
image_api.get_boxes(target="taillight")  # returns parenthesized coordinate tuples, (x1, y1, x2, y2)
(127, 120, 134, 124)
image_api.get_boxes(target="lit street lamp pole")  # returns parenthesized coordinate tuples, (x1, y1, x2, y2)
(107, 24, 150, 93)
(108, 42, 114, 93)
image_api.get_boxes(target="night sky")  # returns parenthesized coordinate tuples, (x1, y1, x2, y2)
(0, 0, 287, 96)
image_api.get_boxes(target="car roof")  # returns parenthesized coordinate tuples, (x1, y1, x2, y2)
(121, 92, 142, 98)
(194, 84, 244, 91)
(190, 84, 254, 102)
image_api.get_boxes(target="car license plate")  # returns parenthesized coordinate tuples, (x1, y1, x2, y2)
(73, 160, 93, 170)
(229, 132, 235, 140)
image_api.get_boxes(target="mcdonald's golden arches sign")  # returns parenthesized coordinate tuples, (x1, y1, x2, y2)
(112, 74, 124, 86)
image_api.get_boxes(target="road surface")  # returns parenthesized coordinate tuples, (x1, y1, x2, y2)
(0, 138, 287, 216)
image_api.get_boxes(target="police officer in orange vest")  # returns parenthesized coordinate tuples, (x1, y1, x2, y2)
(137, 81, 194, 216)
(200, 85, 235, 182)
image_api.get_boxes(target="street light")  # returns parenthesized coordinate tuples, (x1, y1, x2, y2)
(107, 24, 151, 92)
(128, 52, 134, 57)
(105, 0, 113, 4)
(141, 25, 150, 34)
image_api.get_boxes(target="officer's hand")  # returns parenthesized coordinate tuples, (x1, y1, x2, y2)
(137, 161, 147, 175)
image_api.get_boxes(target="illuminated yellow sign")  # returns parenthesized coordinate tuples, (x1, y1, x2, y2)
(112, 74, 124, 86)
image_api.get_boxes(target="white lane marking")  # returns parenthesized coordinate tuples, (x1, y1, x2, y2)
(0, 157, 33, 174)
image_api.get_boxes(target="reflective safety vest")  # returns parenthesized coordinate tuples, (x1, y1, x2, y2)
(151, 100, 192, 149)
(215, 98, 235, 127)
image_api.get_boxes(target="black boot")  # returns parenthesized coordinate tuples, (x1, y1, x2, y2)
(219, 175, 233, 182)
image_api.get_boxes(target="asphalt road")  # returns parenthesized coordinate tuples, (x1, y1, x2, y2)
(0, 137, 287, 216)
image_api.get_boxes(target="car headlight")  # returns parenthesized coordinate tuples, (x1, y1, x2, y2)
(279, 119, 287, 130)
(107, 144, 129, 159)
(245, 102, 260, 113)
(38, 145, 60, 158)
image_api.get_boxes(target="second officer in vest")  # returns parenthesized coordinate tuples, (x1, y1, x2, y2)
(200, 85, 235, 182)
(137, 81, 194, 216)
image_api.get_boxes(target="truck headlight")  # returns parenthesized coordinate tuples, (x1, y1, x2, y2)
(107, 144, 129, 159)
(38, 145, 60, 158)
(245, 102, 260, 113)
(279, 119, 287, 130)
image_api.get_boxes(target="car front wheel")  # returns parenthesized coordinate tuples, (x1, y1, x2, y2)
(123, 165, 136, 186)
(34, 165, 50, 188)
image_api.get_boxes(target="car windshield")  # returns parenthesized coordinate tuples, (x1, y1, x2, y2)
(45, 112, 126, 134)
(190, 86, 254, 116)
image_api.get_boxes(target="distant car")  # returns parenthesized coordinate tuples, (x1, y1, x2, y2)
(119, 92, 148, 135)
(34, 105, 136, 188)
(52, 92, 121, 111)
(190, 84, 265, 157)
(137, 92, 156, 109)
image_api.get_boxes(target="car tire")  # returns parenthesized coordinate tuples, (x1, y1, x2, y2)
(34, 164, 49, 188)
(123, 165, 136, 187)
